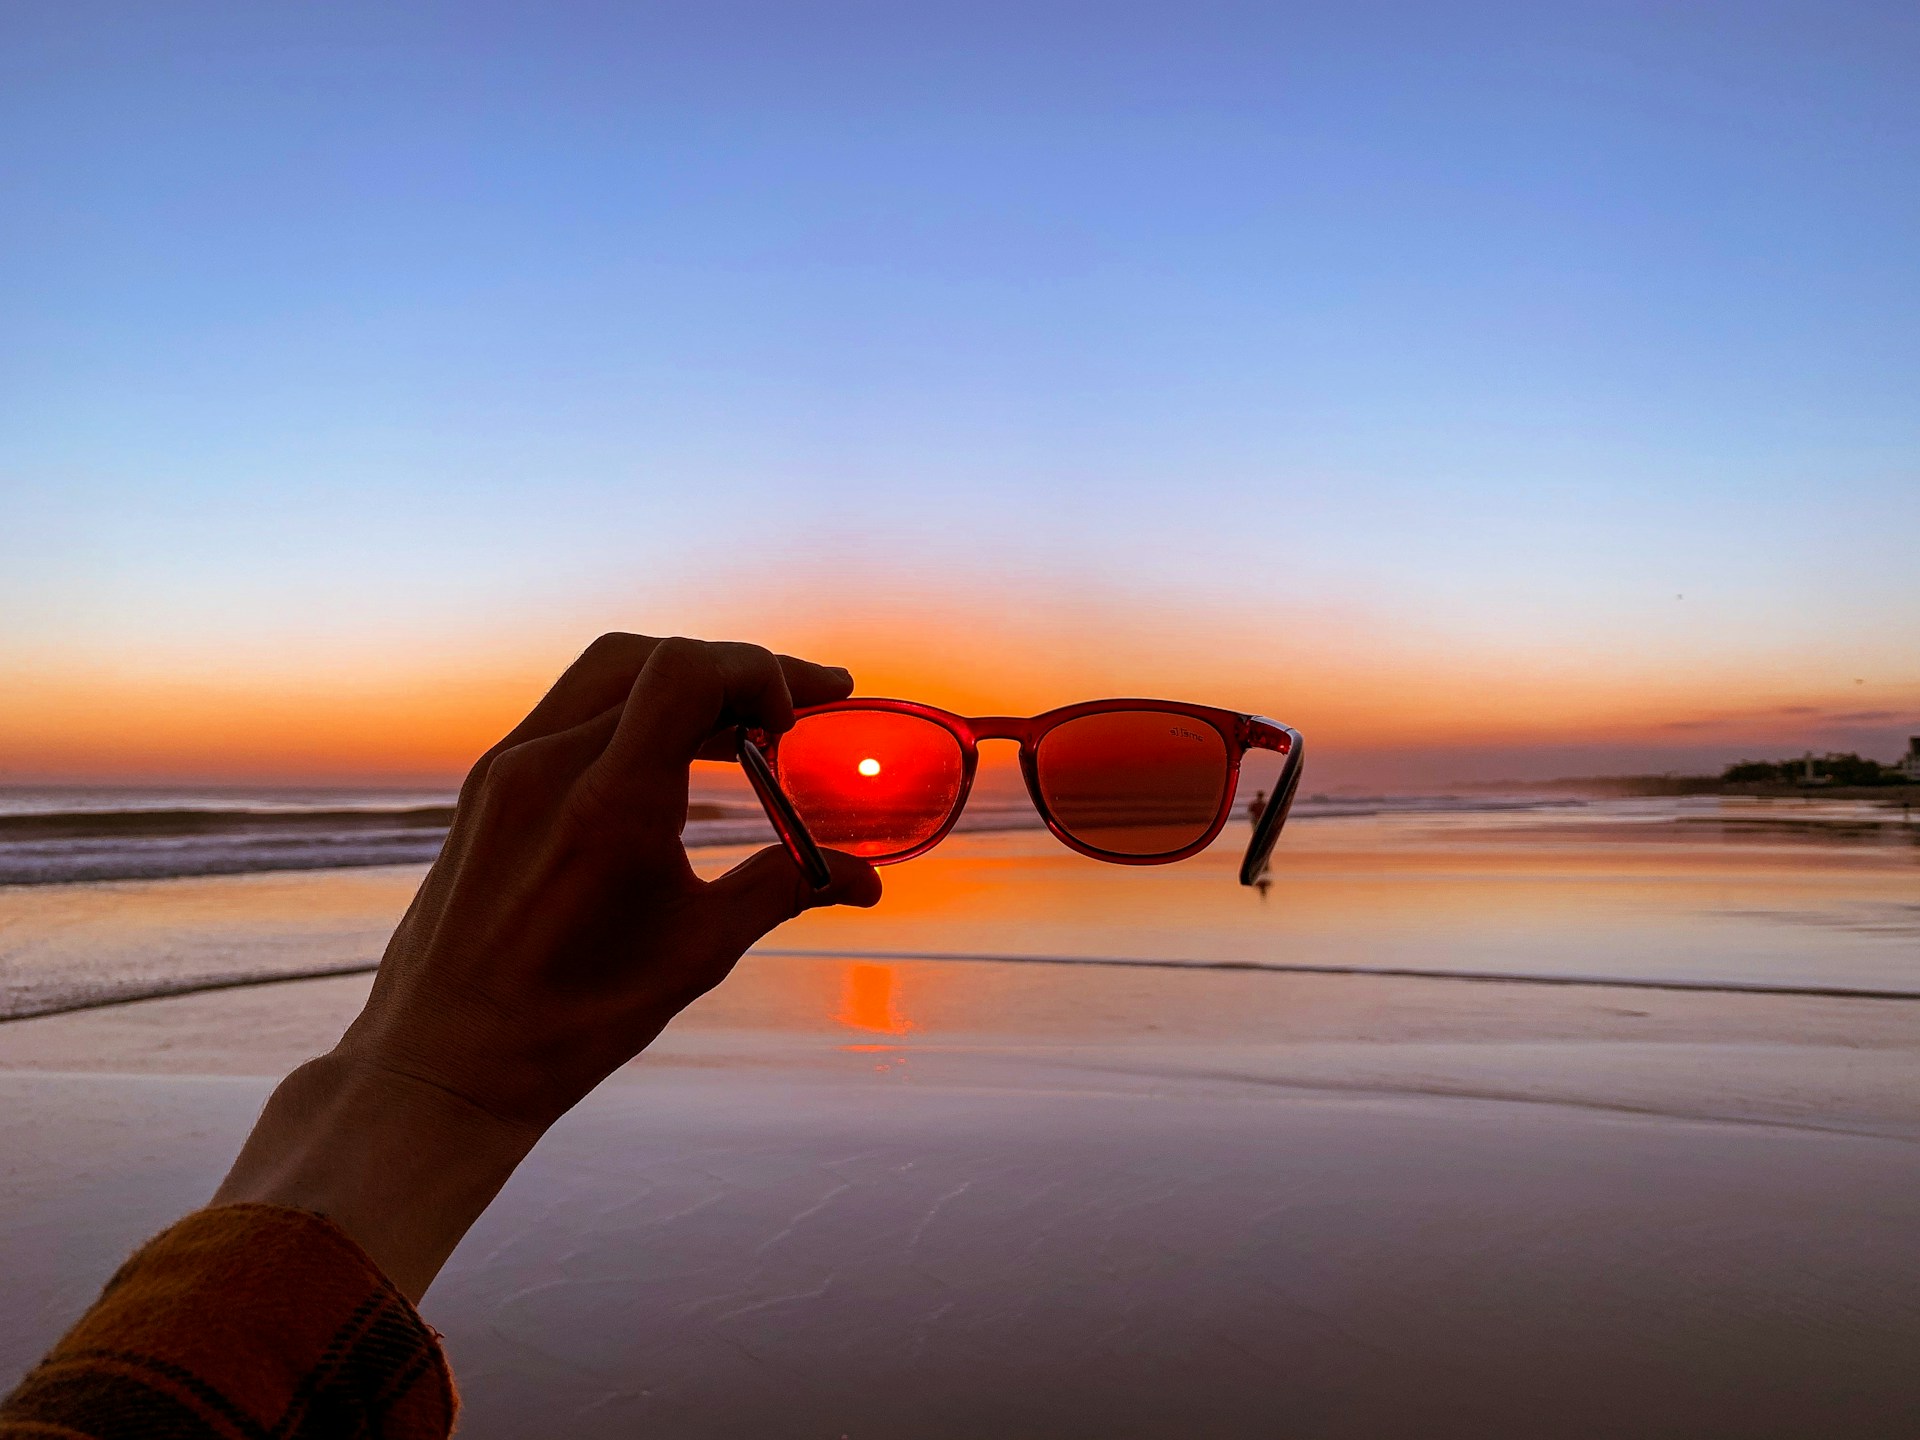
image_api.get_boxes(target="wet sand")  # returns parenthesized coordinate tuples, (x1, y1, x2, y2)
(6, 959, 1919, 1437)
(3, 813, 1919, 1436)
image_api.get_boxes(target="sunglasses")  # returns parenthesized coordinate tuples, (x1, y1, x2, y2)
(736, 699, 1304, 889)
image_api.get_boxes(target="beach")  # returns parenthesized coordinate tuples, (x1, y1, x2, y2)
(3, 800, 1918, 1436)
(14, 4, 1919, 1433)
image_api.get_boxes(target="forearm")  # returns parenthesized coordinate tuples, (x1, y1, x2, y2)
(213, 1051, 543, 1303)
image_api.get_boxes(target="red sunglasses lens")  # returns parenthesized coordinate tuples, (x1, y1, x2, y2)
(774, 711, 967, 859)
(1035, 710, 1231, 857)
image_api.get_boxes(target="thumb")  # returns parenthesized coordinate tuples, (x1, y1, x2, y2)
(705, 844, 883, 951)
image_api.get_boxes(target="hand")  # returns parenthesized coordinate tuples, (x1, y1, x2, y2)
(214, 634, 880, 1298)
(343, 632, 880, 1127)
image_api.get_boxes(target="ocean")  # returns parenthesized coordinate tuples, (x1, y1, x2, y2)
(0, 787, 1914, 1024)
(0, 783, 1579, 889)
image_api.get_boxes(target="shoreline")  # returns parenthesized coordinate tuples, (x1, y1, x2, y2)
(10, 944, 1920, 1029)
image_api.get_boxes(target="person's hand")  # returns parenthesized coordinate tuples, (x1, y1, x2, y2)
(214, 634, 880, 1298)
(343, 632, 879, 1127)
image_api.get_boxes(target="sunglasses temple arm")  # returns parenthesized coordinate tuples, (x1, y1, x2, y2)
(1239, 721, 1304, 887)
(734, 726, 835, 891)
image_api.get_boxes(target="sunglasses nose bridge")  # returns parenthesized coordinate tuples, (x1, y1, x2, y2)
(963, 727, 1051, 830)
(966, 717, 1033, 745)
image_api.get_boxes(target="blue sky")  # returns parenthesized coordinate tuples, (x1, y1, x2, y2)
(2, 1, 1916, 781)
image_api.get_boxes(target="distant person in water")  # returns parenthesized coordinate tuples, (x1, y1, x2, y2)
(0, 635, 882, 1440)
(1248, 789, 1267, 826)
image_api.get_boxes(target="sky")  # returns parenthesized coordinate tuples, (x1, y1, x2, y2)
(2, 0, 1916, 787)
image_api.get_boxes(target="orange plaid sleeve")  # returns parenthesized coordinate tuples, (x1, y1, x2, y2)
(0, 1204, 455, 1440)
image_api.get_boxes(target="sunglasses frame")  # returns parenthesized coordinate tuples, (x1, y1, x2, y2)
(756, 698, 1304, 886)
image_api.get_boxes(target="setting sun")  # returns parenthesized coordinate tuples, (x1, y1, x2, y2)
(857, 758, 882, 777)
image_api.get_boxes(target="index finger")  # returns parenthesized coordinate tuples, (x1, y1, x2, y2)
(691, 652, 854, 760)
(494, 632, 852, 754)
(591, 637, 838, 796)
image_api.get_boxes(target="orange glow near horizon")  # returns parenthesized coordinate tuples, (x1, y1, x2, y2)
(0, 660, 556, 783)
(3, 569, 1915, 785)
(9, 8, 1918, 798)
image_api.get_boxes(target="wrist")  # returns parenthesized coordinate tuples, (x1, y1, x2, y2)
(214, 1049, 543, 1301)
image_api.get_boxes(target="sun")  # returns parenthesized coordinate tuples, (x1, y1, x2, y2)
(857, 757, 882, 777)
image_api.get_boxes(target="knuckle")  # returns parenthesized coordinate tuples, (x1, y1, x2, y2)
(480, 739, 545, 795)
(717, 639, 778, 674)
(457, 743, 506, 803)
(716, 642, 790, 710)
(648, 636, 720, 687)
(571, 631, 654, 682)
(582, 630, 647, 663)
(650, 633, 702, 660)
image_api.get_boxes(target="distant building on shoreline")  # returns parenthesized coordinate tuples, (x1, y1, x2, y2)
(1901, 738, 1920, 782)
(1721, 741, 1920, 788)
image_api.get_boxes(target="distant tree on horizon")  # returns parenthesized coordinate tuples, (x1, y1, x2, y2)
(1720, 753, 1895, 786)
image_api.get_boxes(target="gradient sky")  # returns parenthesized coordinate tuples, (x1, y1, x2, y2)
(3, 1, 1917, 786)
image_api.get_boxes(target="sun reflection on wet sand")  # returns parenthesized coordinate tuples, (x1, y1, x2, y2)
(834, 962, 915, 1042)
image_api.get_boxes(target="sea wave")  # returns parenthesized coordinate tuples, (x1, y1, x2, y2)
(0, 798, 1060, 887)
(0, 802, 790, 886)
(0, 806, 453, 886)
